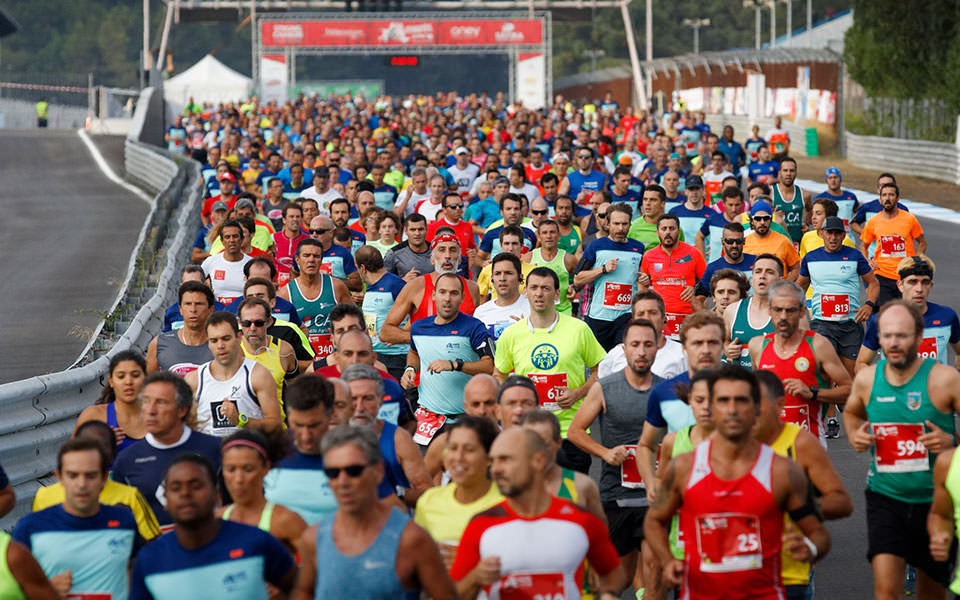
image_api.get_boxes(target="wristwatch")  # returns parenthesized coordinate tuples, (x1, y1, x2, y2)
(454, 358, 465, 372)
(600, 263, 607, 274)
(808, 386, 819, 402)
(865, 300, 878, 311)
(237, 413, 249, 428)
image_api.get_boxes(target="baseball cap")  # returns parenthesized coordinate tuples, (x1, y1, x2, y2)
(454, 147, 469, 156)
(685, 174, 704, 189)
(669, 152, 681, 160)
(750, 199, 773, 217)
(219, 172, 236, 182)
(825, 166, 842, 180)
(822, 216, 845, 232)
(552, 152, 570, 162)
(211, 200, 229, 212)
(235, 198, 256, 211)
(314, 165, 330, 177)
(617, 154, 633, 165)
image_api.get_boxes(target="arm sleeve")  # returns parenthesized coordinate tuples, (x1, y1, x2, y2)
(851, 206, 867, 225)
(950, 311, 960, 344)
(342, 252, 357, 275)
(799, 256, 810, 278)
(575, 243, 597, 273)
(128, 557, 154, 600)
(694, 250, 706, 278)
(859, 221, 875, 245)
(262, 534, 296, 585)
(857, 253, 872, 276)
(699, 219, 711, 237)
(11, 519, 31, 549)
(910, 215, 924, 238)
(784, 242, 801, 268)
(479, 231, 495, 253)
(583, 325, 609, 368)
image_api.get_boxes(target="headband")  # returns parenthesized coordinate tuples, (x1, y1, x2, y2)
(222, 439, 268, 461)
(898, 256, 934, 280)
(431, 233, 460, 251)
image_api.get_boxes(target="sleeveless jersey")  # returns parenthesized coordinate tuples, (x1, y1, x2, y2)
(866, 359, 952, 504)
(773, 183, 804, 244)
(378, 422, 411, 498)
(242, 337, 286, 407)
(314, 508, 418, 600)
(769, 423, 810, 586)
(222, 502, 274, 533)
(945, 450, 960, 594)
(0, 532, 26, 600)
(155, 330, 212, 377)
(730, 298, 774, 368)
(597, 370, 660, 504)
(288, 275, 337, 358)
(557, 467, 579, 502)
(757, 332, 827, 444)
(669, 425, 697, 560)
(680, 441, 784, 600)
(411, 274, 477, 322)
(106, 402, 142, 453)
(195, 358, 264, 437)
(530, 248, 572, 314)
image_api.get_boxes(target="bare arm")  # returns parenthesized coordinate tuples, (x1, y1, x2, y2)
(394, 426, 432, 506)
(146, 337, 160, 373)
(406, 525, 457, 600)
(381, 282, 420, 345)
(400, 349, 421, 390)
(345, 271, 363, 292)
(575, 473, 607, 524)
(794, 430, 853, 519)
(568, 383, 627, 465)
(0, 484, 14, 520)
(812, 334, 852, 403)
(695, 231, 707, 258)
(786, 262, 800, 282)
(423, 431, 447, 482)
(854, 345, 877, 373)
(333, 278, 354, 304)
(916, 233, 927, 255)
(6, 539, 59, 600)
(292, 526, 318, 600)
(843, 366, 875, 452)
(637, 422, 666, 501)
(855, 272, 879, 323)
(928, 449, 956, 562)
(643, 455, 688, 586)
(780, 458, 831, 563)
(795, 275, 810, 292)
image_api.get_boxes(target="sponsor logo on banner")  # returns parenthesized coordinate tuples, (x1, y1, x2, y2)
(494, 22, 526, 43)
(264, 19, 542, 47)
(374, 21, 436, 45)
(271, 23, 303, 44)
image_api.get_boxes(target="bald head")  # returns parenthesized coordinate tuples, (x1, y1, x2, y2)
(310, 215, 333, 230)
(328, 377, 352, 429)
(463, 374, 499, 423)
(335, 329, 375, 369)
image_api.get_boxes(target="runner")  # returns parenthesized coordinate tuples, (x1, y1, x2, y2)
(668, 175, 714, 246)
(384, 213, 433, 281)
(130, 454, 297, 599)
(797, 197, 857, 260)
(451, 428, 626, 600)
(299, 165, 340, 215)
(237, 297, 299, 406)
(495, 267, 607, 473)
(708, 268, 750, 318)
(598, 290, 689, 380)
(610, 165, 643, 211)
(306, 215, 363, 291)
(814, 167, 859, 226)
(146, 281, 215, 376)
(639, 214, 706, 339)
(185, 311, 282, 437)
(200, 219, 252, 304)
(474, 253, 532, 342)
(476, 227, 536, 302)
(844, 300, 960, 600)
(701, 150, 734, 206)
(554, 194, 584, 255)
(270, 202, 308, 286)
(849, 172, 906, 239)
(627, 184, 671, 249)
(694, 223, 755, 305)
(744, 200, 801, 281)
(295, 426, 456, 599)
(574, 203, 646, 350)
(496, 375, 541, 430)
(476, 194, 538, 261)
(236, 276, 315, 373)
(523, 219, 579, 315)
(426, 191, 478, 268)
(644, 364, 831, 600)
(697, 186, 745, 264)
(74, 349, 147, 453)
(723, 254, 785, 367)
(355, 245, 409, 380)
(560, 147, 607, 203)
(162, 265, 228, 332)
(746, 144, 779, 185)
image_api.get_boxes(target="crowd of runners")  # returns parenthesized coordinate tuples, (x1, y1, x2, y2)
(2, 90, 960, 600)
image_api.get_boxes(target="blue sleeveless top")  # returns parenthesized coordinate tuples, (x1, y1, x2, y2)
(314, 508, 418, 599)
(378, 422, 411, 498)
(106, 403, 141, 453)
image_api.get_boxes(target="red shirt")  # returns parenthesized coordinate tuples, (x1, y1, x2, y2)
(201, 193, 237, 218)
(272, 230, 309, 274)
(641, 241, 706, 316)
(757, 331, 825, 442)
(426, 217, 476, 253)
(525, 163, 550, 187)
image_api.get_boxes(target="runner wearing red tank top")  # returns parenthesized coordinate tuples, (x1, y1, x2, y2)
(380, 234, 480, 345)
(644, 364, 831, 600)
(748, 281, 851, 446)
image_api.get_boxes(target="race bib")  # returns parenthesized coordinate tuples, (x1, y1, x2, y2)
(695, 513, 763, 573)
(780, 403, 812, 432)
(820, 294, 850, 319)
(602, 281, 633, 311)
(413, 406, 447, 446)
(664, 313, 685, 338)
(277, 272, 291, 287)
(498, 572, 565, 600)
(364, 313, 378, 337)
(879, 235, 907, 258)
(873, 423, 928, 473)
(918, 337, 938, 360)
(528, 373, 568, 411)
(210, 400, 233, 430)
(621, 445, 644, 489)
(308, 333, 334, 358)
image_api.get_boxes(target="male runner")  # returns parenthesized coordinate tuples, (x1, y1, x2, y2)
(627, 184, 670, 249)
(598, 291, 688, 380)
(163, 266, 228, 332)
(554, 194, 584, 255)
(639, 214, 706, 339)
(859, 182, 926, 306)
(523, 219, 579, 315)
(427, 191, 478, 268)
(710, 269, 750, 316)
(306, 215, 362, 291)
(384, 213, 433, 281)
(844, 300, 960, 600)
(237, 297, 299, 405)
(668, 176, 714, 246)
(474, 253, 531, 342)
(559, 147, 607, 202)
(272, 202, 308, 285)
(476, 227, 535, 301)
(697, 186, 745, 263)
(744, 201, 801, 281)
(201, 219, 251, 304)
(723, 254, 785, 367)
(299, 165, 340, 214)
(477, 194, 538, 261)
(355, 245, 409, 380)
(813, 167, 859, 225)
(694, 223, 755, 305)
(771, 157, 810, 245)
(147, 281, 215, 376)
(849, 172, 907, 238)
(237, 276, 314, 373)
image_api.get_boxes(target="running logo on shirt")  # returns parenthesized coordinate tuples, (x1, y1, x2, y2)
(530, 343, 559, 369)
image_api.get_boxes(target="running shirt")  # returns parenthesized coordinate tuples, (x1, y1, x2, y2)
(557, 225, 583, 255)
(447, 163, 481, 197)
(106, 402, 142, 453)
(679, 442, 784, 600)
(800, 246, 871, 321)
(757, 332, 828, 444)
(669, 205, 715, 247)
(14, 504, 140, 600)
(473, 295, 531, 342)
(479, 225, 538, 258)
(641, 242, 706, 336)
(410, 274, 477, 321)
(362, 272, 410, 356)
(747, 160, 778, 184)
(263, 452, 336, 525)
(271, 231, 309, 278)
(859, 210, 924, 280)
(743, 231, 801, 274)
(627, 218, 664, 250)
(451, 497, 621, 599)
(112, 427, 222, 527)
(415, 483, 505, 545)
(320, 244, 357, 281)
(287, 275, 337, 357)
(646, 372, 695, 432)
(699, 212, 741, 263)
(768, 423, 812, 587)
(702, 170, 733, 206)
(201, 253, 253, 304)
(129, 520, 293, 600)
(195, 358, 265, 437)
(866, 359, 952, 504)
(696, 254, 756, 298)
(33, 479, 162, 542)
(155, 331, 213, 377)
(813, 190, 859, 225)
(772, 183, 805, 244)
(578, 237, 645, 323)
(566, 169, 607, 200)
(242, 337, 286, 407)
(664, 194, 687, 214)
(495, 314, 607, 437)
(863, 301, 960, 365)
(528, 248, 573, 314)
(0, 532, 25, 600)
(729, 298, 775, 368)
(373, 184, 398, 211)
(410, 312, 491, 416)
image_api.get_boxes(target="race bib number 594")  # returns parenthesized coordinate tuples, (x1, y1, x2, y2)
(873, 423, 928, 473)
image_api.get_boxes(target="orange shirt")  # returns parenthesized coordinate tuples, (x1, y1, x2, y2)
(744, 230, 801, 271)
(859, 209, 924, 279)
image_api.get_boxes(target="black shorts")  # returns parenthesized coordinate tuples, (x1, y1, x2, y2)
(865, 488, 953, 585)
(602, 502, 647, 556)
(811, 319, 864, 360)
(585, 313, 631, 351)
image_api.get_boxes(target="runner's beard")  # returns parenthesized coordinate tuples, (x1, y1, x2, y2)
(437, 258, 461, 275)
(888, 346, 918, 370)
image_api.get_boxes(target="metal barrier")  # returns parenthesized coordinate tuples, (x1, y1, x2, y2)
(844, 130, 960, 185)
(0, 138, 202, 531)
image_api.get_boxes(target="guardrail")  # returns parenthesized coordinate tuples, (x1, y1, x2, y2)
(844, 130, 960, 185)
(0, 139, 202, 531)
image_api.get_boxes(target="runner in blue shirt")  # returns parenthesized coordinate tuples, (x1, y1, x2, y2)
(477, 194, 538, 260)
(717, 125, 747, 170)
(560, 148, 606, 203)
(356, 246, 410, 379)
(609, 166, 642, 209)
(697, 186, 745, 263)
(694, 223, 756, 301)
(746, 144, 779, 185)
(669, 192, 715, 248)
(130, 455, 296, 600)
(814, 167, 860, 225)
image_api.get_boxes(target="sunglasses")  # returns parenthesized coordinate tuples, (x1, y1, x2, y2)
(239, 319, 267, 328)
(597, 212, 608, 219)
(310, 228, 331, 235)
(323, 463, 369, 479)
(446, 203, 463, 210)
(531, 209, 549, 216)
(722, 238, 745, 245)
(752, 215, 771, 222)
(577, 155, 592, 160)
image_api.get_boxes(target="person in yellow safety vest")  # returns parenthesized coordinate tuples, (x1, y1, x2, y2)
(36, 98, 49, 128)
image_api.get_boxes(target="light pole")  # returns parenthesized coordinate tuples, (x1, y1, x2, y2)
(743, 0, 763, 49)
(769, 0, 776, 48)
(783, 0, 792, 43)
(682, 18, 710, 55)
(584, 49, 605, 72)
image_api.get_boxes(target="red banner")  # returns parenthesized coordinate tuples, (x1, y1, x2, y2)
(261, 19, 543, 48)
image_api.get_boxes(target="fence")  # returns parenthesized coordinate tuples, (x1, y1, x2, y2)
(844, 79, 958, 143)
(0, 93, 202, 531)
(0, 98, 88, 129)
(844, 130, 960, 186)
(703, 114, 812, 157)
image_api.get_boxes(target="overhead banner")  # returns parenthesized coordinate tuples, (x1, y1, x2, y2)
(261, 19, 545, 48)
(516, 52, 545, 109)
(260, 55, 287, 104)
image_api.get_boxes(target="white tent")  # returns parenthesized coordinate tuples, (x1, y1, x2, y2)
(163, 54, 252, 109)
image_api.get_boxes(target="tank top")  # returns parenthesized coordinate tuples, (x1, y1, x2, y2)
(411, 274, 477, 322)
(866, 358, 951, 504)
(195, 357, 264, 437)
(945, 450, 960, 594)
(530, 248, 572, 314)
(314, 508, 418, 600)
(0, 532, 26, 600)
(288, 275, 337, 358)
(757, 331, 827, 445)
(773, 183, 805, 244)
(597, 370, 660, 503)
(669, 425, 697, 560)
(105, 403, 142, 453)
(378, 422, 411, 498)
(222, 502, 274, 532)
(155, 330, 212, 376)
(730, 298, 774, 368)
(557, 467, 578, 502)
(680, 441, 784, 600)
(768, 423, 811, 586)
(242, 337, 286, 407)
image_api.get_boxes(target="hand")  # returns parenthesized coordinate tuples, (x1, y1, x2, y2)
(645, 480, 658, 505)
(604, 258, 619, 273)
(467, 247, 477, 263)
(555, 387, 579, 409)
(602, 445, 629, 466)
(401, 369, 417, 389)
(50, 571, 72, 597)
(930, 530, 953, 562)
(112, 426, 126, 446)
(774, 209, 787, 227)
(725, 338, 743, 362)
(470, 556, 502, 588)
(402, 269, 420, 283)
(566, 286, 578, 300)
(637, 271, 651, 287)
(868, 258, 879, 271)
(919, 420, 953, 454)
(680, 285, 695, 303)
(854, 304, 873, 323)
(437, 542, 458, 571)
(784, 528, 817, 563)
(350, 291, 364, 305)
(662, 559, 684, 586)
(427, 359, 453, 374)
(221, 399, 239, 426)
(850, 421, 875, 452)
(783, 378, 813, 400)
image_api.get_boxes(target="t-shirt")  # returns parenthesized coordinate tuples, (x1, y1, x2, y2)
(813, 190, 859, 225)
(747, 160, 779, 184)
(473, 295, 531, 341)
(263, 452, 336, 525)
(465, 196, 501, 229)
(565, 169, 607, 200)
(859, 210, 924, 280)
(410, 312, 492, 415)
(699, 212, 742, 263)
(320, 243, 357, 281)
(14, 504, 141, 600)
(641, 242, 706, 317)
(362, 272, 410, 356)
(414, 482, 504, 544)
(33, 479, 162, 541)
(695, 254, 756, 297)
(510, 182, 540, 203)
(373, 184, 398, 211)
(272, 231, 309, 276)
(800, 246, 872, 321)
(577, 237, 646, 322)
(479, 225, 537, 258)
(863, 301, 960, 365)
(201, 253, 253, 304)
(416, 198, 445, 222)
(744, 231, 800, 272)
(298, 186, 341, 215)
(447, 163, 481, 196)
(669, 204, 715, 246)
(383, 243, 434, 279)
(494, 314, 607, 437)
(129, 520, 293, 600)
(646, 371, 696, 432)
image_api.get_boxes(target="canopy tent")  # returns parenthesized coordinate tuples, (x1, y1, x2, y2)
(163, 54, 252, 109)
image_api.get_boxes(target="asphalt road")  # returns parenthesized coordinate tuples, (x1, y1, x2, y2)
(0, 131, 147, 383)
